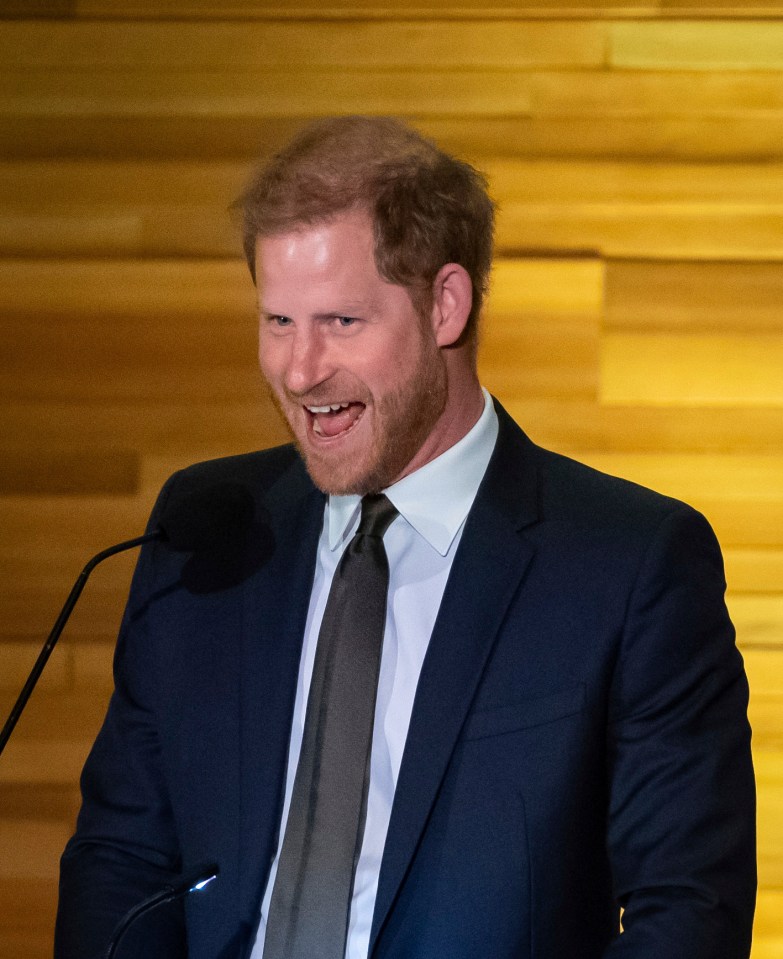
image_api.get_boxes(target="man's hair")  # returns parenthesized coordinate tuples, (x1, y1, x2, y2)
(236, 116, 495, 341)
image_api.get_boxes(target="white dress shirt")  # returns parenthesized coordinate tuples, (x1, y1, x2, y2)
(251, 388, 498, 959)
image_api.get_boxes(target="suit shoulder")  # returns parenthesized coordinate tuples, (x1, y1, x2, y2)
(169, 444, 305, 490)
(537, 445, 682, 519)
(494, 402, 692, 534)
(153, 444, 316, 519)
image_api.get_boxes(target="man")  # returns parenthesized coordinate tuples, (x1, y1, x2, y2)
(56, 116, 755, 959)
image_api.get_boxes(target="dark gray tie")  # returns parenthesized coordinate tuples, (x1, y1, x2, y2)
(263, 494, 398, 959)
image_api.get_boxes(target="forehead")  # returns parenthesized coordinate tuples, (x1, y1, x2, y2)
(255, 212, 378, 292)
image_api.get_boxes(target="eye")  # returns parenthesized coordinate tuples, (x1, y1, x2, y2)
(336, 316, 357, 327)
(268, 314, 292, 327)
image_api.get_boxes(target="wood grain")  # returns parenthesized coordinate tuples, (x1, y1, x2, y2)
(0, 6, 780, 956)
(611, 20, 783, 69)
(605, 260, 783, 332)
(0, 20, 608, 69)
(601, 333, 783, 406)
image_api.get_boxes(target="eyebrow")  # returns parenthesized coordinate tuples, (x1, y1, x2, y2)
(260, 306, 367, 320)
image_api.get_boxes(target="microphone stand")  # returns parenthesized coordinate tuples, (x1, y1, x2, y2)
(103, 865, 219, 959)
(0, 531, 160, 756)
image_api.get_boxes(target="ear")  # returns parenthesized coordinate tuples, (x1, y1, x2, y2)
(430, 263, 473, 347)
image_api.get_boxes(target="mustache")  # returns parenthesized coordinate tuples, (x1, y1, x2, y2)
(282, 383, 370, 407)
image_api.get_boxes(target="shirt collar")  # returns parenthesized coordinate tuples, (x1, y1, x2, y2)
(327, 388, 499, 556)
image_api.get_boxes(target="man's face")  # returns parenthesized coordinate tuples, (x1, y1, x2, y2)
(256, 211, 447, 495)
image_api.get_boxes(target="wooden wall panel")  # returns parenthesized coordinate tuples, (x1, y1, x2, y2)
(601, 333, 783, 405)
(3, 1, 782, 19)
(605, 260, 783, 331)
(758, 751, 783, 887)
(611, 20, 783, 68)
(7, 158, 783, 260)
(7, 69, 783, 125)
(725, 549, 783, 593)
(1, 6, 781, 959)
(0, 20, 609, 68)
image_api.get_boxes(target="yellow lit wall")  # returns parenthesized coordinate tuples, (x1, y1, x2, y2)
(0, 3, 780, 956)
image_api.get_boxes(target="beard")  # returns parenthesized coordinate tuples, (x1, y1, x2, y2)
(268, 335, 448, 496)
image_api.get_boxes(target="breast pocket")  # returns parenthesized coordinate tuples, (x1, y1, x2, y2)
(462, 684, 586, 741)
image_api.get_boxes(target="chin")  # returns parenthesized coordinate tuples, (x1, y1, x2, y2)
(300, 454, 377, 496)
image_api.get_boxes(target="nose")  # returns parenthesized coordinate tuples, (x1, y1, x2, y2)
(284, 326, 330, 396)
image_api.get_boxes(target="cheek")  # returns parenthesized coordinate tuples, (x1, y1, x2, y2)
(257, 334, 283, 383)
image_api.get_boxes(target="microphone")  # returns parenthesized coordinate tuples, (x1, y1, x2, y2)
(159, 481, 255, 553)
(103, 864, 219, 959)
(0, 481, 256, 756)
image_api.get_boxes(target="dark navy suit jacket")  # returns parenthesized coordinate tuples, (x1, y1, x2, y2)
(56, 402, 756, 958)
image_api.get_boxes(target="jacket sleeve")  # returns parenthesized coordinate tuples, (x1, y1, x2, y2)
(55, 476, 188, 959)
(603, 505, 756, 958)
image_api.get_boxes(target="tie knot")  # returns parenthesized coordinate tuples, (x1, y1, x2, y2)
(357, 494, 398, 539)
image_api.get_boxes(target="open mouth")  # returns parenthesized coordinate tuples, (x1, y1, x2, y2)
(305, 402, 366, 439)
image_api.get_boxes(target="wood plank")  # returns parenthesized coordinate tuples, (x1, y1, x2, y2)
(503, 399, 783, 454)
(0, 259, 261, 403)
(488, 159, 783, 204)
(528, 70, 783, 117)
(62, 0, 783, 18)
(664, 0, 783, 13)
(0, 259, 254, 318)
(8, 159, 783, 259)
(757, 748, 783, 888)
(0, 20, 607, 69)
(71, 0, 661, 18)
(4, 67, 783, 125)
(611, 20, 783, 70)
(0, 0, 74, 15)
(2, 690, 112, 743)
(0, 878, 59, 959)
(0, 497, 153, 555)
(0, 449, 139, 495)
(498, 202, 783, 259)
(744, 647, 783, 749)
(0, 736, 96, 786)
(731, 595, 783, 647)
(0, 584, 129, 640)
(4, 68, 783, 123)
(0, 784, 79, 821)
(503, 204, 783, 259)
(6, 114, 783, 162)
(489, 257, 604, 313)
(0, 642, 73, 693)
(0, 401, 288, 462)
(605, 260, 783, 333)
(481, 336, 599, 399)
(72, 641, 113, 691)
(0, 820, 71, 879)
(756, 890, 783, 940)
(483, 258, 602, 400)
(0, 69, 538, 118)
(1, 641, 115, 696)
(724, 549, 783, 593)
(600, 333, 783, 406)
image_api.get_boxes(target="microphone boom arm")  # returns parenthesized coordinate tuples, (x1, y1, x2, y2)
(0, 530, 161, 756)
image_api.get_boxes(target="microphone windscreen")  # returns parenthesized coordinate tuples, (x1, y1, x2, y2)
(157, 481, 255, 553)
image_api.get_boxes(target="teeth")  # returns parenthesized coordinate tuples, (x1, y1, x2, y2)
(306, 403, 349, 413)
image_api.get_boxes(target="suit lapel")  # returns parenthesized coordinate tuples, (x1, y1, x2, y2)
(237, 457, 325, 921)
(370, 403, 540, 951)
